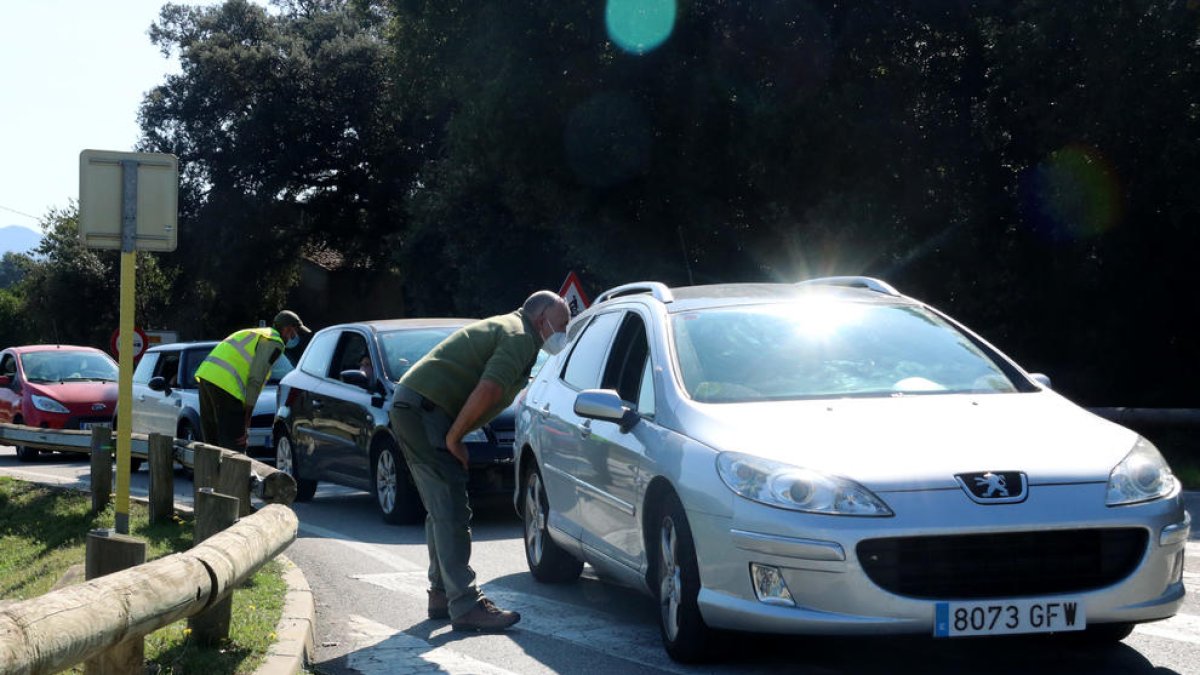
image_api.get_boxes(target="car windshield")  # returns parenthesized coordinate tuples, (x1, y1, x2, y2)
(269, 353, 295, 384)
(671, 301, 1020, 403)
(378, 327, 458, 381)
(21, 350, 118, 383)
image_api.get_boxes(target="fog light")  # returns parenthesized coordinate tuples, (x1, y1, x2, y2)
(1159, 513, 1190, 547)
(1169, 550, 1185, 584)
(751, 563, 795, 607)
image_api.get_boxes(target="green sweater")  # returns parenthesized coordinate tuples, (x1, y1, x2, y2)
(399, 310, 541, 424)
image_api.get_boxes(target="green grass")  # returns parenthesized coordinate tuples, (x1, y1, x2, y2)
(0, 477, 285, 674)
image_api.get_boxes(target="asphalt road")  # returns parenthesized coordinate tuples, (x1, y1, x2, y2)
(2, 445, 1198, 675)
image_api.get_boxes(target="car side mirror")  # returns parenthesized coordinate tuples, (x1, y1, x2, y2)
(575, 389, 640, 433)
(148, 376, 171, 394)
(340, 369, 370, 389)
(1029, 373, 1051, 389)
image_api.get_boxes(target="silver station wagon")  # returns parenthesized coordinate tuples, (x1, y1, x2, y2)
(513, 277, 1190, 662)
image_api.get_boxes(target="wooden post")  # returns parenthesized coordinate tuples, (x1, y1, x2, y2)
(147, 433, 174, 525)
(192, 444, 221, 503)
(83, 529, 146, 675)
(90, 426, 113, 514)
(217, 454, 253, 517)
(188, 489, 239, 646)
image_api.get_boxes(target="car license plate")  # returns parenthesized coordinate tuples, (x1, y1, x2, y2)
(80, 422, 94, 431)
(934, 597, 1085, 637)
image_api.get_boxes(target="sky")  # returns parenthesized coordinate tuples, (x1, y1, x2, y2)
(0, 0, 237, 234)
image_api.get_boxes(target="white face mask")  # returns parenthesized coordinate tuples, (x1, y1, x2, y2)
(542, 331, 568, 355)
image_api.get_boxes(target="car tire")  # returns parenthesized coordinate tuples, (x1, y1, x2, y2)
(522, 462, 583, 583)
(176, 421, 197, 477)
(275, 431, 317, 502)
(15, 445, 38, 462)
(655, 491, 716, 663)
(374, 440, 424, 525)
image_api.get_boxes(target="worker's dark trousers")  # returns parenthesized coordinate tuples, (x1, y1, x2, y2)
(197, 378, 245, 451)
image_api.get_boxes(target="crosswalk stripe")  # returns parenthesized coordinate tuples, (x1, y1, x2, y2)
(353, 570, 685, 674)
(1134, 613, 1200, 646)
(345, 614, 520, 675)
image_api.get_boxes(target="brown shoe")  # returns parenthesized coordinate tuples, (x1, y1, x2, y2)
(451, 598, 521, 632)
(428, 589, 449, 620)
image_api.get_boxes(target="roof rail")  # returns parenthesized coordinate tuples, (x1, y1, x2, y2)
(594, 281, 674, 305)
(797, 276, 901, 297)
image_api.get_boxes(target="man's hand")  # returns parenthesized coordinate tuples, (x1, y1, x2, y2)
(445, 433, 469, 470)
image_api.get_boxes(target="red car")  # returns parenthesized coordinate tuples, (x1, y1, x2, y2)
(0, 345, 119, 461)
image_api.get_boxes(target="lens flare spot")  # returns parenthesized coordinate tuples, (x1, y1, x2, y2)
(1020, 144, 1123, 242)
(606, 0, 676, 55)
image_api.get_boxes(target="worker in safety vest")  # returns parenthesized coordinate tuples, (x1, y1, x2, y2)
(195, 310, 310, 451)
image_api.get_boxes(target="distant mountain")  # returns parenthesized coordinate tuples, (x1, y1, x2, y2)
(0, 225, 41, 256)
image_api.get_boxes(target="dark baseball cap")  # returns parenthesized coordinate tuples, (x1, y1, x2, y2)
(273, 310, 311, 334)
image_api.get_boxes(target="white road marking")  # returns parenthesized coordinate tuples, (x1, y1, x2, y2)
(1134, 613, 1200, 646)
(297, 521, 425, 574)
(345, 614, 520, 675)
(1186, 541, 1199, 559)
(354, 570, 684, 674)
(0, 467, 89, 487)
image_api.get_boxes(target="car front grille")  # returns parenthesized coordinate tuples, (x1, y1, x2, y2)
(856, 528, 1148, 600)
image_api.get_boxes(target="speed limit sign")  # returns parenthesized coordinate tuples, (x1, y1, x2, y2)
(110, 327, 149, 359)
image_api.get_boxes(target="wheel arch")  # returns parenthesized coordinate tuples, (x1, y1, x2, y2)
(515, 443, 538, 517)
(641, 475, 681, 588)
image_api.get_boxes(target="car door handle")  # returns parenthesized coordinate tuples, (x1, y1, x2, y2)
(580, 420, 592, 439)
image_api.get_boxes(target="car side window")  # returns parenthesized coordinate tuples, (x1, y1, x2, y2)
(1, 354, 17, 389)
(636, 357, 655, 417)
(133, 352, 159, 384)
(562, 311, 623, 391)
(157, 351, 182, 387)
(601, 313, 652, 410)
(330, 332, 369, 380)
(299, 330, 339, 378)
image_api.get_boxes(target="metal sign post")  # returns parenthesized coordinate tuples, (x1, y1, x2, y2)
(80, 150, 178, 534)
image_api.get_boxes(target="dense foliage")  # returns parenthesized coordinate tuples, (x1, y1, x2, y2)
(4, 0, 1197, 406)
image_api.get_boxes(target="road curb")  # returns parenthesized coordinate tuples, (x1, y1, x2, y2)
(253, 554, 315, 675)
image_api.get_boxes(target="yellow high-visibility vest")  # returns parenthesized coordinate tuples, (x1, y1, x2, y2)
(194, 327, 283, 403)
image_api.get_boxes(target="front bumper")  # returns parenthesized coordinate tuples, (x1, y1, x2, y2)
(688, 483, 1188, 635)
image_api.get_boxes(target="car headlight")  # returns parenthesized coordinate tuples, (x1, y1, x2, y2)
(1106, 437, 1178, 506)
(463, 428, 489, 443)
(716, 452, 893, 516)
(31, 395, 70, 414)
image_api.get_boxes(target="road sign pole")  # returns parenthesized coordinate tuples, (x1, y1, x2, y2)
(114, 160, 138, 535)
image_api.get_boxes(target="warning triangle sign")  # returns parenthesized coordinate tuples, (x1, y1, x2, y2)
(558, 271, 591, 317)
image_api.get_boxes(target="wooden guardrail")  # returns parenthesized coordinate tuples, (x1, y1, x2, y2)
(0, 423, 300, 674)
(0, 504, 298, 674)
(0, 422, 297, 505)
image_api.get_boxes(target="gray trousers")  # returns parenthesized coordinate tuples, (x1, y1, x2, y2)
(389, 384, 482, 619)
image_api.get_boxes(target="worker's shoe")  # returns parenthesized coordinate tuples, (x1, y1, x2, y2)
(451, 598, 521, 632)
(428, 589, 449, 620)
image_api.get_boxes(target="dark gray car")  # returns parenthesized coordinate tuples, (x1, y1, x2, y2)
(274, 318, 518, 524)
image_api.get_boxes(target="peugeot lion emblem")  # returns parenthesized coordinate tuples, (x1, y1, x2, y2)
(91, 403, 107, 411)
(955, 471, 1028, 504)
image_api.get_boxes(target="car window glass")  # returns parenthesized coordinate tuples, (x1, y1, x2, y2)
(133, 352, 159, 384)
(562, 311, 623, 390)
(636, 357, 655, 416)
(601, 313, 650, 405)
(331, 332, 369, 379)
(1, 353, 16, 379)
(157, 351, 182, 387)
(379, 327, 458, 381)
(180, 347, 213, 389)
(300, 330, 339, 378)
(671, 302, 1020, 402)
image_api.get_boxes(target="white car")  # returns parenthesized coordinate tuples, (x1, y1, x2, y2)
(514, 277, 1190, 662)
(131, 340, 293, 459)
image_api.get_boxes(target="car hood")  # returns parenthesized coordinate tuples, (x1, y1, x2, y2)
(674, 390, 1139, 491)
(252, 384, 279, 416)
(26, 381, 118, 405)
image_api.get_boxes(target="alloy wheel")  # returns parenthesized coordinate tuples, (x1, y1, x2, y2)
(525, 471, 546, 565)
(376, 450, 397, 514)
(659, 516, 682, 642)
(276, 435, 294, 476)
